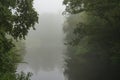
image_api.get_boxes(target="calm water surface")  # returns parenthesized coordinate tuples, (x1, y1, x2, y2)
(17, 13, 66, 80)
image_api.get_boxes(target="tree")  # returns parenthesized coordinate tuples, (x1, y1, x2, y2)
(63, 0, 120, 63)
(63, 0, 120, 80)
(63, 0, 120, 23)
(0, 0, 38, 80)
(0, 0, 38, 39)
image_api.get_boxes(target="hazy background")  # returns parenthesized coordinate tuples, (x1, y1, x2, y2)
(17, 0, 66, 80)
(33, 0, 65, 14)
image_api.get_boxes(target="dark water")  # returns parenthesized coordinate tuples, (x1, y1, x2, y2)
(17, 13, 66, 80)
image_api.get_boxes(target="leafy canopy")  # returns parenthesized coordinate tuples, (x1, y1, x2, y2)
(0, 0, 38, 39)
(0, 0, 38, 80)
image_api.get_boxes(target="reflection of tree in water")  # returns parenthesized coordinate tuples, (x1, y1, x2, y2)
(64, 45, 120, 80)
(64, 47, 103, 80)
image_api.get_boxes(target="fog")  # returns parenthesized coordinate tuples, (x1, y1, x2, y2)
(17, 0, 67, 80)
(20, 14, 65, 71)
(18, 8, 66, 80)
(15, 0, 120, 80)
(33, 0, 65, 14)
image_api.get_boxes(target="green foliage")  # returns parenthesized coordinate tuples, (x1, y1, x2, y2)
(0, 0, 38, 79)
(16, 72, 33, 80)
(0, 72, 32, 80)
(0, 40, 31, 80)
(63, 0, 120, 80)
(63, 0, 120, 14)
(0, 73, 16, 80)
(0, 33, 14, 54)
(0, 0, 38, 39)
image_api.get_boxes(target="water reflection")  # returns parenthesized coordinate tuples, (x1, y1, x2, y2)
(17, 13, 65, 80)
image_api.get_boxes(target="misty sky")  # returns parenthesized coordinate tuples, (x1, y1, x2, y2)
(33, 0, 65, 14)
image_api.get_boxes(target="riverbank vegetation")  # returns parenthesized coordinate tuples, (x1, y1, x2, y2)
(63, 0, 120, 80)
(0, 0, 38, 80)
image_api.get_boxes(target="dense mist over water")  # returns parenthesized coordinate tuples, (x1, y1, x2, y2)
(17, 13, 66, 80)
(0, 0, 120, 80)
